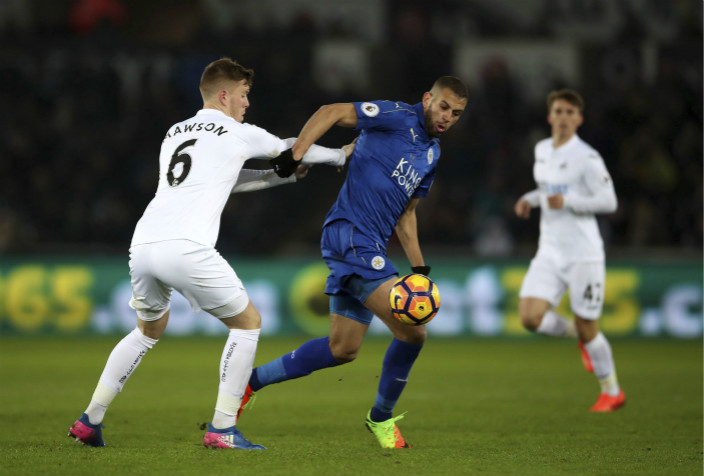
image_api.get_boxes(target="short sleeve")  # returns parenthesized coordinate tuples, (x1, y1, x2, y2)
(354, 100, 413, 132)
(240, 123, 289, 159)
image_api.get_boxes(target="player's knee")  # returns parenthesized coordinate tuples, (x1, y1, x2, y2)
(519, 310, 543, 331)
(328, 336, 362, 363)
(394, 325, 427, 346)
(330, 345, 358, 364)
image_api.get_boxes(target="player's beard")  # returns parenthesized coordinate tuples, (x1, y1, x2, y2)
(424, 107, 442, 138)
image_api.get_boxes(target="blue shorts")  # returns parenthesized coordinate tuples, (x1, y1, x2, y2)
(321, 219, 398, 325)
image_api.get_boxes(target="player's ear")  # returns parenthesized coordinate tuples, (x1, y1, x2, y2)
(422, 91, 432, 108)
(218, 89, 228, 106)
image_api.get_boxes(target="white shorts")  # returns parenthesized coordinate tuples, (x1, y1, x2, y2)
(519, 254, 605, 320)
(128, 240, 249, 321)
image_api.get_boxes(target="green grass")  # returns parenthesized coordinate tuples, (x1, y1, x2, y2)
(0, 336, 701, 476)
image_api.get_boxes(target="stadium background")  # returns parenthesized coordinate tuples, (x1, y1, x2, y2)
(0, 0, 701, 338)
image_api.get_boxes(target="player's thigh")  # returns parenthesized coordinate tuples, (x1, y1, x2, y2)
(519, 254, 567, 308)
(154, 241, 248, 315)
(365, 278, 427, 345)
(129, 243, 173, 322)
(567, 261, 605, 320)
(322, 220, 398, 296)
(518, 296, 551, 321)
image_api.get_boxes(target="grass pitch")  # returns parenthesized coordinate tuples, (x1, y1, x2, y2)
(0, 335, 701, 476)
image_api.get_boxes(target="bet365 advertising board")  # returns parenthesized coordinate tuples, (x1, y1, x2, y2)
(0, 255, 700, 338)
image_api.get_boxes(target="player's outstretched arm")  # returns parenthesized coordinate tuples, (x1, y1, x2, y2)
(395, 198, 426, 270)
(300, 144, 346, 166)
(230, 168, 296, 193)
(271, 143, 348, 178)
(300, 137, 356, 167)
(292, 103, 357, 161)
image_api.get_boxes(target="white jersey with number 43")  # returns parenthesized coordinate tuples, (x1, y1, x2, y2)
(522, 134, 617, 265)
(131, 109, 289, 248)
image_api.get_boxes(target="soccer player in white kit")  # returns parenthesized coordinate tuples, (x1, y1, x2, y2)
(514, 89, 625, 412)
(67, 57, 353, 449)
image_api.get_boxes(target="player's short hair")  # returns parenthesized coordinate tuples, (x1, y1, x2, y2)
(199, 57, 254, 100)
(431, 76, 468, 100)
(547, 89, 584, 112)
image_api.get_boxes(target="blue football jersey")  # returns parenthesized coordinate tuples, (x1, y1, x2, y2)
(323, 100, 441, 247)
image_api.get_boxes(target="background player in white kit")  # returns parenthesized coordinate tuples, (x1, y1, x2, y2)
(514, 89, 625, 412)
(67, 57, 354, 449)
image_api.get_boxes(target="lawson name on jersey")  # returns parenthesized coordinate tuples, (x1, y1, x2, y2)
(164, 121, 229, 140)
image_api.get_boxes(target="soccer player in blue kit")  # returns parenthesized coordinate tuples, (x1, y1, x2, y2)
(240, 77, 468, 448)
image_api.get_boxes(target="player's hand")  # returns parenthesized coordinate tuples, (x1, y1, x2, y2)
(342, 137, 358, 158)
(514, 200, 531, 219)
(272, 150, 300, 178)
(294, 164, 312, 179)
(337, 138, 358, 173)
(547, 194, 564, 209)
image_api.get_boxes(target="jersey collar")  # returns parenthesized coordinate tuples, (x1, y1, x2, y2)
(553, 133, 580, 151)
(197, 108, 233, 121)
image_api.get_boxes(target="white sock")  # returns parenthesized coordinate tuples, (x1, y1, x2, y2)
(584, 332, 620, 396)
(84, 327, 158, 425)
(211, 328, 260, 430)
(536, 310, 577, 338)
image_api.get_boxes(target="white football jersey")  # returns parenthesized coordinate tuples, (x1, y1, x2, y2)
(521, 134, 617, 264)
(131, 109, 289, 248)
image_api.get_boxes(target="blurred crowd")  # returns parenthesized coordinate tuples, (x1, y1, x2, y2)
(0, 0, 701, 257)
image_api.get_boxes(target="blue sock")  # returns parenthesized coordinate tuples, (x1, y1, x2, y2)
(370, 338, 422, 422)
(249, 337, 340, 391)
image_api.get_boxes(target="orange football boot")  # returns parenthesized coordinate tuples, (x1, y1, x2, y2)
(590, 389, 626, 412)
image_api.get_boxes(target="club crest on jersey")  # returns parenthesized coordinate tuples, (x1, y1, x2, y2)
(427, 148, 434, 164)
(361, 102, 379, 117)
(371, 256, 386, 270)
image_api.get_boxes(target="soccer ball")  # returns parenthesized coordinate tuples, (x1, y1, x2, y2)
(389, 274, 441, 326)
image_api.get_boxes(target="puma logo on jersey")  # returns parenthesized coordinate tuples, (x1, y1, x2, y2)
(410, 128, 419, 142)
